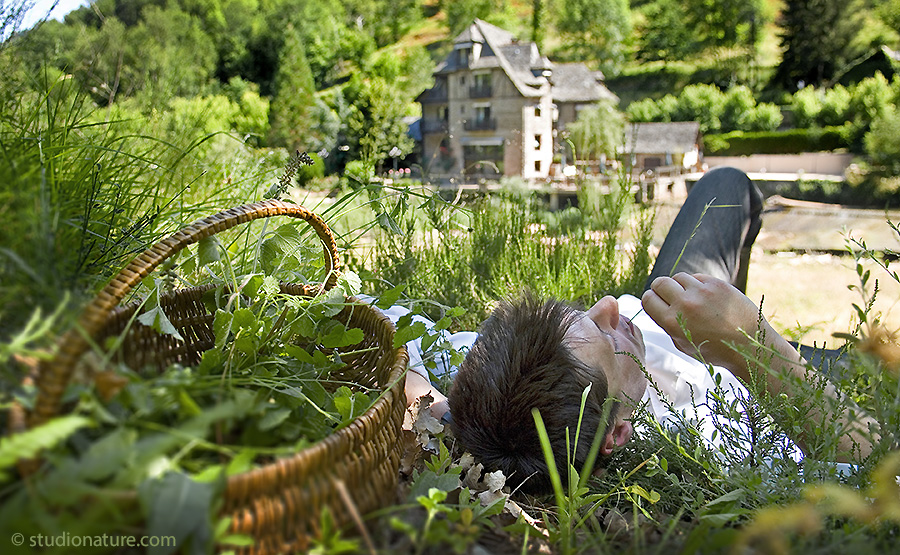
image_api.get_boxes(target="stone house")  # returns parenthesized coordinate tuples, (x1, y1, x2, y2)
(416, 19, 616, 182)
(622, 121, 703, 174)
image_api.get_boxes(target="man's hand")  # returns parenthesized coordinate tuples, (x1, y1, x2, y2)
(642, 272, 877, 461)
(641, 273, 762, 371)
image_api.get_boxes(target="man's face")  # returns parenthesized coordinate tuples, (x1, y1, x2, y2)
(565, 296, 648, 450)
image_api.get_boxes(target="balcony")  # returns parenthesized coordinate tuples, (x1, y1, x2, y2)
(468, 85, 492, 98)
(420, 119, 449, 133)
(463, 118, 496, 131)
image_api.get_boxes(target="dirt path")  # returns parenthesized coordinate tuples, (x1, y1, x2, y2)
(649, 198, 900, 346)
(746, 251, 900, 346)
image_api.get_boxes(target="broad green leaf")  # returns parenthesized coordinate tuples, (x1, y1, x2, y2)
(79, 427, 137, 482)
(241, 274, 265, 300)
(377, 211, 403, 236)
(408, 469, 460, 502)
(338, 270, 362, 297)
(138, 306, 185, 342)
(333, 386, 370, 425)
(283, 344, 315, 364)
(320, 323, 364, 349)
(139, 471, 215, 555)
(226, 449, 256, 476)
(394, 320, 428, 349)
(197, 236, 222, 266)
(213, 309, 233, 348)
(258, 407, 292, 431)
(376, 283, 405, 309)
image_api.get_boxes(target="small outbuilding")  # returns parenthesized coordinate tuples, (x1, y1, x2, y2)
(622, 121, 702, 174)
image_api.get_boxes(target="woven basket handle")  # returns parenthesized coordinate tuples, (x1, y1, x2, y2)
(28, 199, 340, 429)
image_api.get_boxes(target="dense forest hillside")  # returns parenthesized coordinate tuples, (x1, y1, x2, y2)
(5, 0, 898, 173)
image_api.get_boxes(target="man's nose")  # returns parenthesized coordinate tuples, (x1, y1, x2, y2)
(586, 296, 619, 330)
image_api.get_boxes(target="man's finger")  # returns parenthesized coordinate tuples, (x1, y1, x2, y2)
(672, 272, 702, 288)
(691, 273, 718, 283)
(641, 289, 670, 321)
(649, 276, 684, 304)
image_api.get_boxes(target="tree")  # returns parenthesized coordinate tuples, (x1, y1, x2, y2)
(130, 6, 217, 105)
(267, 25, 316, 152)
(531, 0, 545, 49)
(638, 0, 767, 61)
(341, 0, 421, 47)
(683, 0, 766, 51)
(341, 74, 414, 169)
(637, 0, 696, 61)
(443, 0, 497, 37)
(555, 0, 631, 75)
(775, 0, 863, 90)
(565, 97, 624, 160)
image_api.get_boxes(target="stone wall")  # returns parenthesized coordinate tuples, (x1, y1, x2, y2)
(704, 152, 855, 176)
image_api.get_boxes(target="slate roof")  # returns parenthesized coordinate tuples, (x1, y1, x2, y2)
(623, 122, 701, 154)
(434, 19, 612, 103)
(550, 63, 617, 103)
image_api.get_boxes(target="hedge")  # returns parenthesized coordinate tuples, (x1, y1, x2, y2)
(704, 126, 855, 156)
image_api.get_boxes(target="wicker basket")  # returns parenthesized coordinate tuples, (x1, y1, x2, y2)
(12, 199, 408, 554)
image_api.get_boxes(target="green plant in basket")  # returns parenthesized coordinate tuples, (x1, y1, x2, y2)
(0, 200, 395, 554)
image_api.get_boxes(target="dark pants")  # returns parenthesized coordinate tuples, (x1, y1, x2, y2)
(644, 166, 844, 376)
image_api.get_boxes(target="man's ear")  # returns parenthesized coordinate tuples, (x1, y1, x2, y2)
(600, 420, 632, 456)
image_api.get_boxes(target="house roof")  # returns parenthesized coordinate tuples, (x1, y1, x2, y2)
(623, 122, 701, 154)
(436, 19, 613, 102)
(550, 63, 617, 103)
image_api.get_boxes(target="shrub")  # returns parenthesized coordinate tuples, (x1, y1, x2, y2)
(673, 83, 726, 133)
(791, 87, 824, 128)
(744, 102, 784, 131)
(720, 85, 756, 131)
(820, 84, 853, 127)
(848, 72, 895, 128)
(628, 84, 783, 133)
(864, 106, 900, 175)
(704, 126, 853, 155)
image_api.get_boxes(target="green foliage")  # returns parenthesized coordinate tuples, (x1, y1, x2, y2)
(553, 0, 632, 75)
(342, 74, 416, 168)
(267, 24, 316, 152)
(635, 0, 695, 61)
(627, 83, 782, 133)
(24, 6, 216, 106)
(775, 0, 866, 89)
(637, 0, 767, 61)
(442, 0, 501, 37)
(865, 105, 900, 175)
(0, 415, 90, 482)
(362, 174, 654, 330)
(565, 97, 625, 160)
(704, 126, 853, 155)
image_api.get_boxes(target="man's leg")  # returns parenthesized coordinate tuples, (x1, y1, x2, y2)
(645, 166, 763, 293)
(645, 167, 846, 377)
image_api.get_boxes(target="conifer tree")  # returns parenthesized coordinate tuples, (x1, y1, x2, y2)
(268, 25, 316, 151)
(775, 0, 861, 90)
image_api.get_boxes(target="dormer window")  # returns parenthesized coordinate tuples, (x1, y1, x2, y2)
(458, 47, 471, 67)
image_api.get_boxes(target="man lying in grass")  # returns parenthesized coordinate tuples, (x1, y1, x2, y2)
(403, 166, 879, 494)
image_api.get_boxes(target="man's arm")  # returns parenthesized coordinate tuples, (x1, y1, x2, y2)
(406, 371, 450, 420)
(641, 272, 877, 461)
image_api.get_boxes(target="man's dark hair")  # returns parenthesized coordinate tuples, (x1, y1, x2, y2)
(448, 293, 616, 494)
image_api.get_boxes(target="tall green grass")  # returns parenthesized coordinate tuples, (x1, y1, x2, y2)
(0, 67, 283, 342)
(358, 173, 655, 330)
